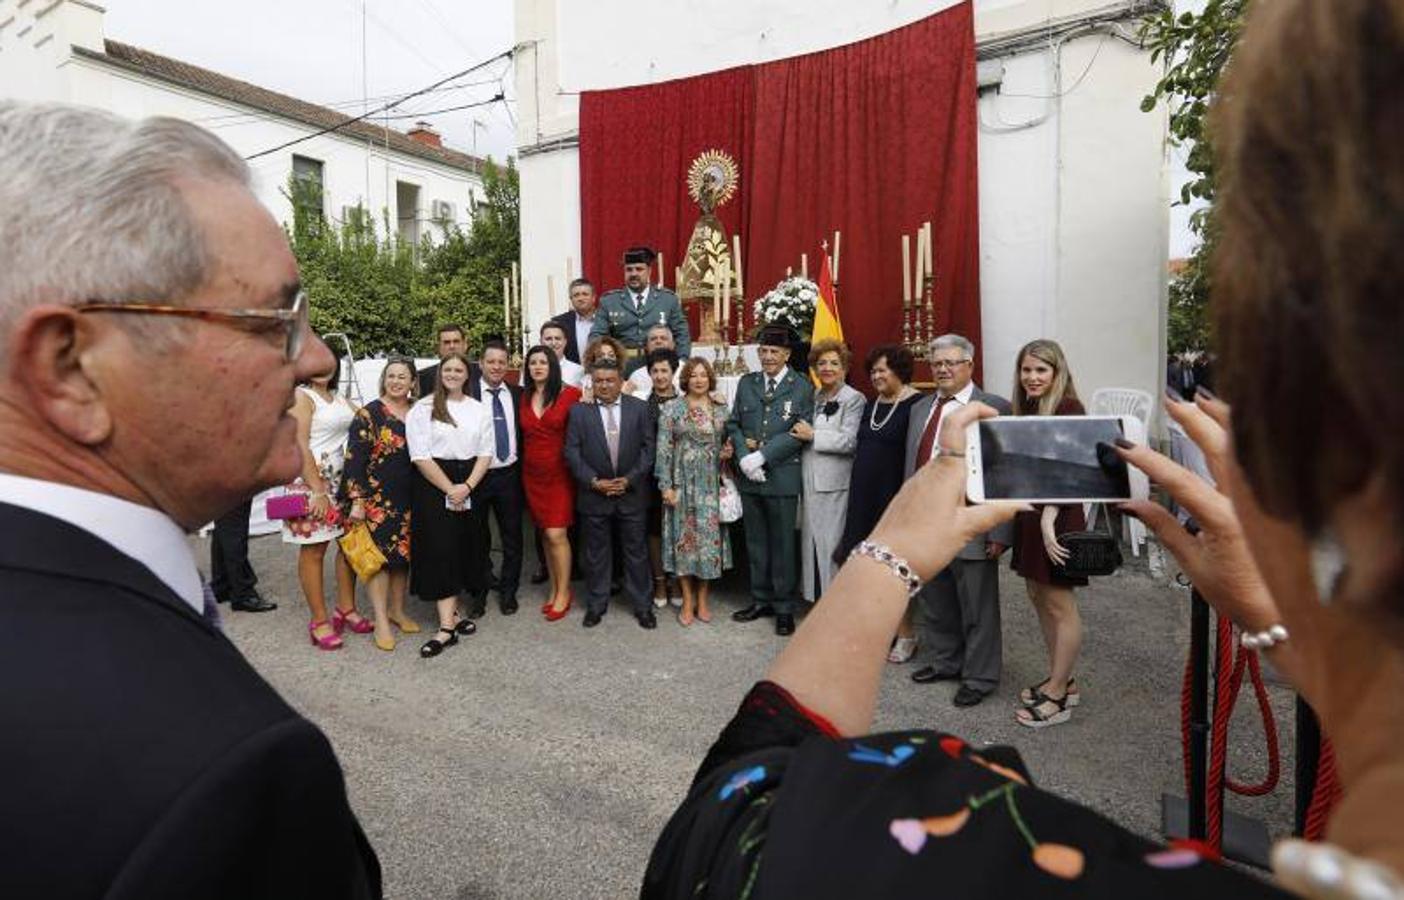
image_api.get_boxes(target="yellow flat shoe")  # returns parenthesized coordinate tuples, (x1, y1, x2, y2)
(374, 634, 396, 652)
(389, 614, 420, 634)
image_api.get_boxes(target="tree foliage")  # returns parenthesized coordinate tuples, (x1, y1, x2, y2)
(286, 158, 520, 358)
(1140, 0, 1248, 354)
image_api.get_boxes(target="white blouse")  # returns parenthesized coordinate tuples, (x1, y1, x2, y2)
(406, 396, 495, 461)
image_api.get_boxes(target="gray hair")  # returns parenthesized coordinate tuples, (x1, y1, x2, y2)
(646, 323, 673, 339)
(929, 333, 975, 359)
(0, 102, 251, 350)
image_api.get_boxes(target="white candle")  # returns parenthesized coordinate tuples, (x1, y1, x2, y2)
(914, 226, 927, 288)
(801, 253, 808, 280)
(902, 235, 912, 305)
(712, 267, 721, 327)
(832, 230, 841, 284)
(723, 261, 731, 329)
(566, 256, 574, 283)
(657, 251, 665, 289)
(547, 274, 557, 317)
(923, 221, 934, 279)
(732, 234, 745, 297)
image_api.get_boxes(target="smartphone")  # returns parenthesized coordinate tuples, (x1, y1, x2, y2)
(964, 415, 1149, 504)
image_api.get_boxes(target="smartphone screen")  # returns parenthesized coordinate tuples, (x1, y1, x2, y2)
(977, 417, 1131, 501)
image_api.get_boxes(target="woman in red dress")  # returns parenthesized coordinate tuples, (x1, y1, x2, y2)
(1008, 339, 1088, 730)
(520, 345, 582, 620)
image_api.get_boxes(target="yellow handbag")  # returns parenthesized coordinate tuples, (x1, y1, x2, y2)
(338, 522, 387, 580)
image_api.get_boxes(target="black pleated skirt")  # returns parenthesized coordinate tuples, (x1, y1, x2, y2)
(410, 458, 488, 601)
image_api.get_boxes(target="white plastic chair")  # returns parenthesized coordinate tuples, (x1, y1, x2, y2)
(1089, 387, 1155, 556)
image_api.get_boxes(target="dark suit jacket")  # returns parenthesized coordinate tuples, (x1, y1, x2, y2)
(416, 359, 481, 400)
(0, 503, 381, 900)
(548, 310, 591, 365)
(563, 395, 655, 516)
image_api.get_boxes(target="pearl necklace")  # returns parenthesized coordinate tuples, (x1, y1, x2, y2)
(869, 392, 909, 432)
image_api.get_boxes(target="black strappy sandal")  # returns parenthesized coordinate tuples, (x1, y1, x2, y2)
(1020, 677, 1080, 708)
(1016, 691, 1072, 729)
(453, 616, 477, 636)
(420, 627, 459, 658)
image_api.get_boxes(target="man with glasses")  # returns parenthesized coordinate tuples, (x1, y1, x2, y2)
(0, 103, 380, 897)
(903, 334, 1013, 707)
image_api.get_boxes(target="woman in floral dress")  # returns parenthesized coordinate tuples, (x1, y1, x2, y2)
(341, 357, 419, 651)
(656, 357, 734, 625)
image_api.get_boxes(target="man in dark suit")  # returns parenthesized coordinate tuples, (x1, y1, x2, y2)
(208, 498, 276, 612)
(563, 359, 658, 629)
(465, 338, 525, 616)
(726, 325, 816, 636)
(905, 334, 1014, 707)
(0, 103, 380, 898)
(548, 277, 602, 365)
(416, 322, 480, 398)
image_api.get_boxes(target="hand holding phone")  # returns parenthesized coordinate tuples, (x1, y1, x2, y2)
(964, 415, 1149, 505)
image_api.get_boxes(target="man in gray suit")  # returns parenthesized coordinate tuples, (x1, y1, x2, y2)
(905, 334, 1014, 707)
(564, 359, 658, 629)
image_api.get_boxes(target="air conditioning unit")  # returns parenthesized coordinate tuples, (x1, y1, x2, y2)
(431, 200, 456, 223)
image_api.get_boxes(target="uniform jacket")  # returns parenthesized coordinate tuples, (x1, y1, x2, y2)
(726, 369, 816, 497)
(590, 286, 692, 359)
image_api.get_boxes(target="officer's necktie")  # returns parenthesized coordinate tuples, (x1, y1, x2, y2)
(489, 387, 510, 462)
(766, 377, 776, 398)
(634, 292, 645, 312)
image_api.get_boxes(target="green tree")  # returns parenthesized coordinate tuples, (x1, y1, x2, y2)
(284, 157, 520, 358)
(1140, 0, 1248, 354)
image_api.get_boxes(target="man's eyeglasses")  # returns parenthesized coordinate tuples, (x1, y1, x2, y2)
(74, 291, 309, 362)
(930, 358, 971, 370)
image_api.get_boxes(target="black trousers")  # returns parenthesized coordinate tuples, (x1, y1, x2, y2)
(210, 499, 259, 603)
(476, 463, 524, 598)
(580, 505, 650, 616)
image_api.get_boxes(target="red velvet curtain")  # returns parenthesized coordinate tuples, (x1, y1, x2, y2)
(579, 3, 980, 384)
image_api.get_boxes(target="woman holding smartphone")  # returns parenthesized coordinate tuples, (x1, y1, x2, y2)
(1009, 338, 1086, 728)
(405, 353, 495, 658)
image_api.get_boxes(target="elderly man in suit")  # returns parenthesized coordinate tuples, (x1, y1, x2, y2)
(548, 277, 601, 365)
(0, 103, 379, 897)
(564, 359, 658, 629)
(906, 334, 1014, 707)
(727, 325, 816, 636)
(591, 246, 691, 364)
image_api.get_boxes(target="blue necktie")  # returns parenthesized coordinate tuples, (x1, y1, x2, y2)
(489, 387, 510, 462)
(200, 576, 223, 631)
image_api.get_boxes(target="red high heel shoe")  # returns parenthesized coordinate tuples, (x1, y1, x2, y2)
(331, 607, 374, 635)
(308, 619, 343, 651)
(544, 590, 573, 622)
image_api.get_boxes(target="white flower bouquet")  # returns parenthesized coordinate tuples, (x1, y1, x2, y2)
(752, 276, 818, 338)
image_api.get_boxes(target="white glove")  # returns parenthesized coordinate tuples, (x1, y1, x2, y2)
(740, 451, 767, 481)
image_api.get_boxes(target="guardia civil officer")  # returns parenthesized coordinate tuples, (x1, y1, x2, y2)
(726, 324, 815, 636)
(591, 246, 691, 366)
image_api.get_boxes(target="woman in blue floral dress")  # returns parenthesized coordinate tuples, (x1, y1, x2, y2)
(656, 357, 734, 625)
(341, 358, 418, 650)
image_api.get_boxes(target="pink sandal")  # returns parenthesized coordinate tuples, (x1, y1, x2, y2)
(308, 620, 344, 650)
(331, 607, 374, 635)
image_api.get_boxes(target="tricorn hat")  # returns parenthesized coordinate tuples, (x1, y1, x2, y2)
(756, 324, 798, 349)
(622, 246, 656, 265)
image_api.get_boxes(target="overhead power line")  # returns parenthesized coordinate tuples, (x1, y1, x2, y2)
(244, 47, 513, 161)
(380, 93, 505, 121)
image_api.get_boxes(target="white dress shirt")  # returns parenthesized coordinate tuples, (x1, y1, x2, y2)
(574, 312, 596, 360)
(560, 358, 585, 387)
(0, 471, 203, 614)
(595, 398, 624, 435)
(476, 378, 519, 468)
(629, 365, 680, 397)
(406, 396, 495, 461)
(919, 380, 976, 435)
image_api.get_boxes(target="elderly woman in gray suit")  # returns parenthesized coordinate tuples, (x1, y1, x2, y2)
(790, 339, 866, 602)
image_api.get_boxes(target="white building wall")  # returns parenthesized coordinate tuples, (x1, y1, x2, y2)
(516, 0, 1170, 412)
(1, 0, 482, 239)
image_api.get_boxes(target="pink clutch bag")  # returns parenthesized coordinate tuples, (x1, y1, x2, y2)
(265, 492, 310, 520)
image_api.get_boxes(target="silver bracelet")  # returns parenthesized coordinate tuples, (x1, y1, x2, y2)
(848, 540, 924, 598)
(1240, 624, 1289, 650)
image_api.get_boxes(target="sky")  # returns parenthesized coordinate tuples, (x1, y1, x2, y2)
(99, 0, 1198, 257)
(102, 0, 519, 164)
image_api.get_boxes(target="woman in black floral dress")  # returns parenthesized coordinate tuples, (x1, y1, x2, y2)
(342, 358, 419, 650)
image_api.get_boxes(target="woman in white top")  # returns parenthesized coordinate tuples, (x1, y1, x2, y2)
(405, 353, 495, 658)
(540, 321, 585, 388)
(283, 361, 363, 651)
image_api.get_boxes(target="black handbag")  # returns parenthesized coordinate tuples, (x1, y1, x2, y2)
(1054, 504, 1123, 579)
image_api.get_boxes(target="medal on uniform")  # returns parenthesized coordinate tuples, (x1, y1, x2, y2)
(658, 311, 665, 325)
(783, 400, 793, 420)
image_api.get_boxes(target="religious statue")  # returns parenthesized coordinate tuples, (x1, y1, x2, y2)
(678, 150, 743, 320)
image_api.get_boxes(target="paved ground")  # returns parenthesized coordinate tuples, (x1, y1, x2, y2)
(202, 532, 1298, 900)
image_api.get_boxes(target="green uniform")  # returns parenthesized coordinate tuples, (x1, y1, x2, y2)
(726, 368, 815, 613)
(591, 285, 691, 366)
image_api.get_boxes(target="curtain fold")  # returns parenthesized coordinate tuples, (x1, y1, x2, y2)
(580, 2, 980, 383)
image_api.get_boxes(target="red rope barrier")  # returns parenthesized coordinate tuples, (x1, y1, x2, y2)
(1303, 737, 1343, 842)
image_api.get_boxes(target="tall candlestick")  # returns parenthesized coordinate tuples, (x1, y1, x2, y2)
(914, 226, 928, 288)
(832, 230, 841, 284)
(657, 251, 665, 289)
(902, 235, 912, 305)
(923, 221, 934, 277)
(801, 253, 808, 280)
(547, 275, 557, 317)
(732, 234, 744, 296)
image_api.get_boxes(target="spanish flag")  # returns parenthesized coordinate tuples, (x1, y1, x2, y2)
(810, 251, 843, 385)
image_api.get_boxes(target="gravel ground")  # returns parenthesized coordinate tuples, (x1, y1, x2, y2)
(203, 532, 1298, 899)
